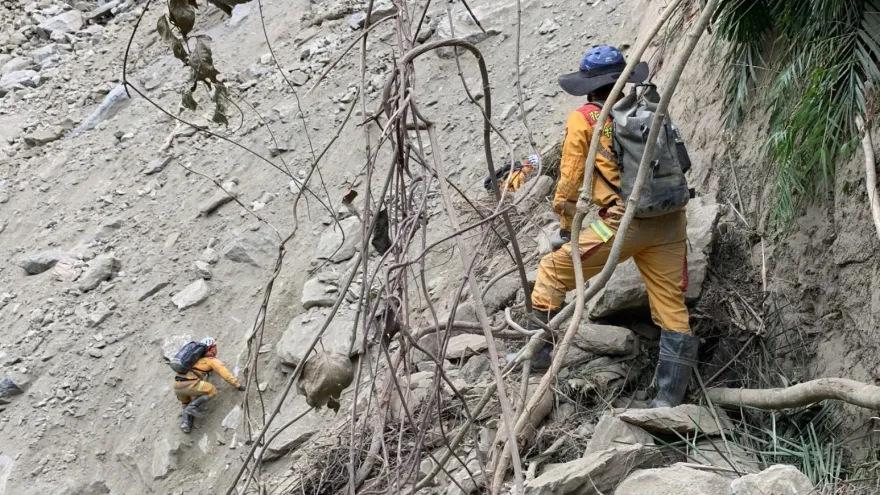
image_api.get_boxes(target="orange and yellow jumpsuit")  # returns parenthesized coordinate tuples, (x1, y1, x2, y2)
(173, 356, 241, 405)
(533, 102, 691, 334)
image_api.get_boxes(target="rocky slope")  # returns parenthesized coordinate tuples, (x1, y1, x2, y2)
(0, 0, 872, 493)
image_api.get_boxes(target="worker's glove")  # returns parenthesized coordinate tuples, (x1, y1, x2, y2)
(237, 385, 246, 391)
(550, 229, 571, 251)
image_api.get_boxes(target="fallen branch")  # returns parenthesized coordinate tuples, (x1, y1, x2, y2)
(706, 378, 880, 411)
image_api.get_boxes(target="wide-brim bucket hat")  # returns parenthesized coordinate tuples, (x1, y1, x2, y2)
(558, 45, 649, 96)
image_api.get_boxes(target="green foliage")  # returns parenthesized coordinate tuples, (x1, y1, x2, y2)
(713, 0, 880, 229)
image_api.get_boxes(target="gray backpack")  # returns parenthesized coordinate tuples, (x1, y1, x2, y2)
(603, 86, 692, 218)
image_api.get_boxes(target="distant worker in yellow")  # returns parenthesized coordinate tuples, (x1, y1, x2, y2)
(170, 337, 244, 433)
(528, 45, 698, 408)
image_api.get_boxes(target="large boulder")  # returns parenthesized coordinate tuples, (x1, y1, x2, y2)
(301, 277, 337, 309)
(588, 197, 720, 318)
(481, 272, 522, 313)
(730, 464, 814, 495)
(277, 314, 362, 366)
(616, 463, 731, 495)
(445, 334, 488, 360)
(78, 253, 119, 292)
(585, 413, 654, 455)
(618, 404, 732, 436)
(524, 443, 661, 494)
(564, 322, 635, 367)
(314, 217, 361, 263)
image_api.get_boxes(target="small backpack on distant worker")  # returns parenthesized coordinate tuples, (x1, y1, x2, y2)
(170, 341, 207, 374)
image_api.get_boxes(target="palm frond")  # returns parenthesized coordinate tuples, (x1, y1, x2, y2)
(712, 0, 880, 230)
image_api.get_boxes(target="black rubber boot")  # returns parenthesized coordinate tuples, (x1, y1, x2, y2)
(650, 330, 699, 408)
(184, 395, 211, 418)
(179, 412, 194, 433)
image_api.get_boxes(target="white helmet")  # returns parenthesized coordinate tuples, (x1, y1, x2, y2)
(200, 337, 217, 347)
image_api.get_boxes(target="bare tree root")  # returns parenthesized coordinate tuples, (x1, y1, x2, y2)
(706, 378, 880, 411)
(856, 115, 880, 242)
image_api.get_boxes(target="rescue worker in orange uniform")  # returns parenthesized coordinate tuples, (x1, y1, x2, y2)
(529, 45, 698, 408)
(174, 337, 244, 433)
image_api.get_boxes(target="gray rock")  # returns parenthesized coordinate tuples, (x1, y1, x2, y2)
(193, 260, 213, 279)
(588, 197, 720, 318)
(0, 377, 23, 398)
(1, 57, 33, 75)
(446, 334, 488, 359)
(692, 439, 760, 473)
(301, 277, 337, 309)
(315, 217, 361, 263)
(172, 280, 209, 310)
(615, 463, 730, 495)
(434, 8, 501, 59)
(0, 456, 12, 495)
(151, 437, 184, 480)
(200, 247, 220, 264)
(30, 43, 62, 64)
(564, 323, 635, 367)
(524, 444, 661, 495)
(86, 302, 112, 327)
(138, 280, 170, 302)
(585, 413, 654, 455)
(482, 272, 522, 313)
(347, 12, 366, 29)
(24, 125, 65, 147)
(88, 1, 119, 22)
(730, 464, 814, 495)
(368, 0, 397, 23)
(18, 249, 65, 274)
(0, 70, 39, 93)
(223, 229, 278, 266)
(289, 69, 308, 86)
(459, 354, 491, 382)
(618, 404, 732, 436)
(0, 351, 22, 366)
(59, 480, 111, 495)
(143, 156, 172, 175)
(198, 179, 239, 216)
(72, 85, 135, 135)
(538, 19, 560, 35)
(513, 175, 554, 207)
(277, 314, 362, 366)
(38, 10, 85, 34)
(446, 459, 485, 494)
(78, 253, 119, 292)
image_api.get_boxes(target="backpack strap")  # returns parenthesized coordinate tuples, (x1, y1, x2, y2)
(574, 102, 621, 196)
